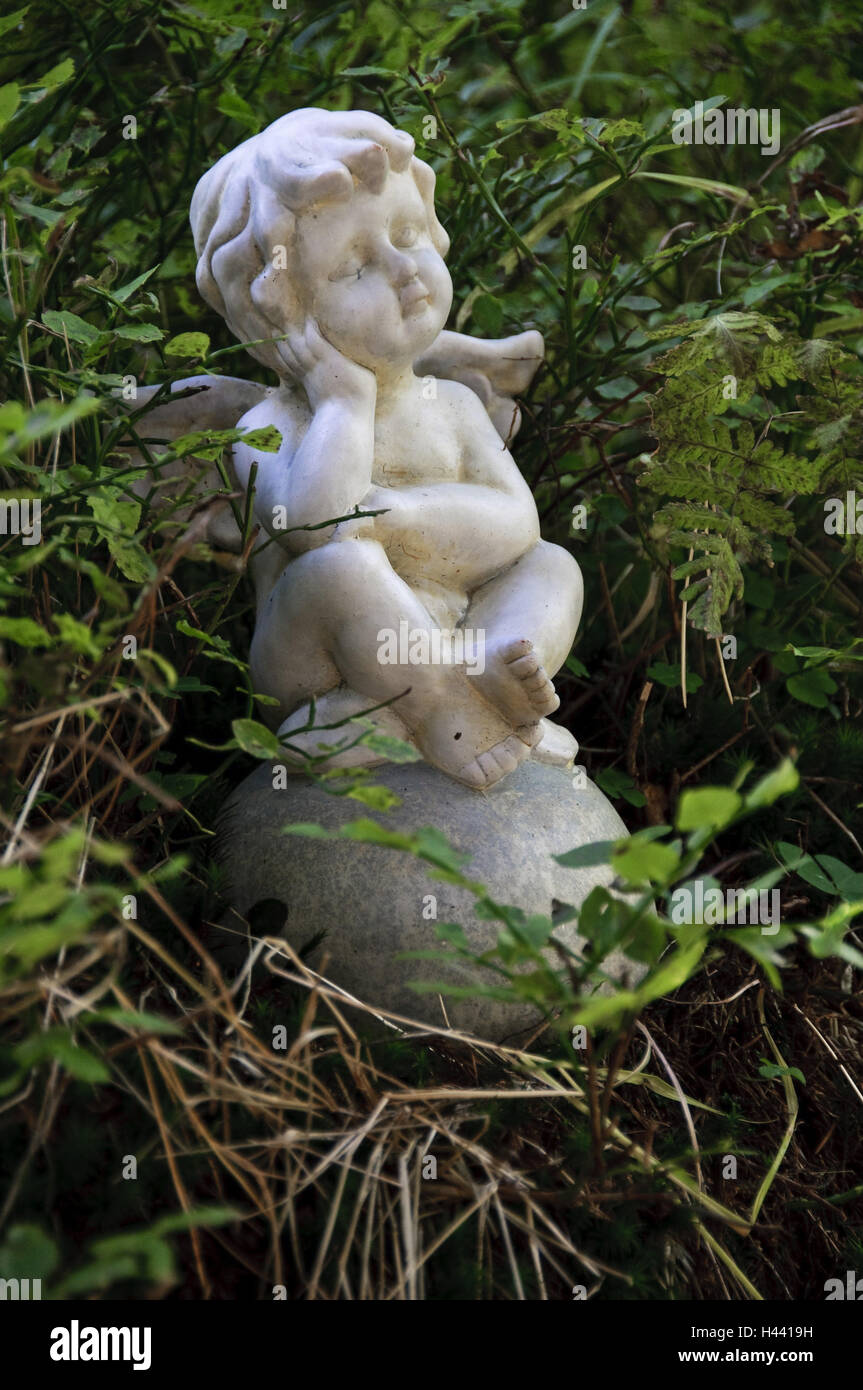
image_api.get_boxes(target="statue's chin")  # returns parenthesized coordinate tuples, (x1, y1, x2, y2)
(324, 310, 448, 373)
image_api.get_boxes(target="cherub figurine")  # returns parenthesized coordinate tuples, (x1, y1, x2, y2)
(134, 109, 584, 789)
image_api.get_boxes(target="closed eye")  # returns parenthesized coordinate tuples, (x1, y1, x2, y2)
(392, 225, 420, 250)
(328, 262, 367, 281)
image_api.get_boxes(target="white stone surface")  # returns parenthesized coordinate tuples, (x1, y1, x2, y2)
(183, 107, 584, 790)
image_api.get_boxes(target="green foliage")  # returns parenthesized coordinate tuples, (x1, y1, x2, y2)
(642, 312, 862, 632)
(300, 759, 863, 1030)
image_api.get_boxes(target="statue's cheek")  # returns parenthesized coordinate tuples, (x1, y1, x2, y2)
(424, 258, 453, 308)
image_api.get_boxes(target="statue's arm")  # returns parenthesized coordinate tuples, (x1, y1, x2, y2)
(233, 386, 377, 554)
(369, 383, 539, 581)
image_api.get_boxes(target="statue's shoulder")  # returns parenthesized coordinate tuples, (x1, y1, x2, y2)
(234, 383, 309, 450)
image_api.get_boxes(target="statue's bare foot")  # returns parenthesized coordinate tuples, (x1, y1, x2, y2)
(532, 718, 578, 767)
(459, 725, 541, 788)
(412, 689, 541, 790)
(474, 638, 559, 726)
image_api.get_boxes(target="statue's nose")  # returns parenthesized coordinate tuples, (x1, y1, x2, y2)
(383, 243, 419, 285)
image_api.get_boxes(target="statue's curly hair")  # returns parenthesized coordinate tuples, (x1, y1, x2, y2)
(190, 108, 450, 371)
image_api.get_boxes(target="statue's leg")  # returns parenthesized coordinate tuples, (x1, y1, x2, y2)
(251, 538, 540, 788)
(465, 541, 583, 751)
(277, 686, 411, 771)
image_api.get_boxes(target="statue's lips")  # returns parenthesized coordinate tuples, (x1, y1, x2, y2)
(400, 283, 430, 314)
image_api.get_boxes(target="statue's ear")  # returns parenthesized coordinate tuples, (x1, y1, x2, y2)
(413, 329, 544, 443)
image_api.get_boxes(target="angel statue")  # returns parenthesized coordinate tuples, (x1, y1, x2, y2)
(125, 108, 584, 790)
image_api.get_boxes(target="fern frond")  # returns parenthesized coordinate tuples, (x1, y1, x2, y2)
(642, 310, 861, 632)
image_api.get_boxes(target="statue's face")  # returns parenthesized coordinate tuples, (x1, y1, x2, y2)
(294, 167, 452, 371)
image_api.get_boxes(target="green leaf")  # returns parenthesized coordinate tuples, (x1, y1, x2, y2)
(151, 1206, 240, 1236)
(173, 676, 220, 695)
(634, 933, 707, 1005)
(14, 1028, 110, 1082)
(111, 266, 159, 303)
(633, 170, 753, 204)
(787, 668, 837, 708)
(345, 783, 401, 811)
(595, 767, 647, 806)
(554, 840, 617, 869)
(14, 880, 70, 920)
(114, 322, 163, 342)
(232, 718, 282, 758)
(0, 1223, 58, 1281)
(42, 309, 100, 345)
(758, 1061, 805, 1085)
(0, 395, 100, 454)
(743, 760, 799, 811)
(0, 616, 51, 647)
(87, 491, 152, 582)
(596, 376, 639, 400)
(358, 730, 421, 763)
(801, 909, 863, 969)
(216, 90, 258, 131)
(176, 618, 247, 669)
(776, 842, 863, 900)
(628, 908, 667, 965)
(87, 492, 140, 535)
(0, 9, 29, 42)
(676, 787, 742, 831)
(809, 856, 863, 901)
(34, 57, 74, 90)
(473, 294, 504, 335)
(564, 654, 589, 678)
(0, 83, 20, 130)
(617, 294, 661, 311)
(612, 837, 680, 886)
(53, 613, 102, 657)
(435, 920, 469, 949)
(647, 661, 703, 693)
(58, 1253, 145, 1296)
(242, 425, 282, 452)
(164, 331, 210, 359)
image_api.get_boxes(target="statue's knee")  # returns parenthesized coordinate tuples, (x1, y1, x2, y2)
(537, 540, 583, 592)
(295, 538, 388, 586)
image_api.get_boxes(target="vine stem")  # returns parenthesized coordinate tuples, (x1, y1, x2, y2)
(680, 548, 692, 710)
(715, 635, 734, 705)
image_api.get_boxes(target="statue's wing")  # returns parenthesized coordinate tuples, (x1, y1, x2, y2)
(413, 329, 544, 443)
(115, 374, 271, 551)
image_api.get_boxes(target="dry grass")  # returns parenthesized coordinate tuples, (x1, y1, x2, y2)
(2, 597, 861, 1301)
(4, 786, 860, 1302)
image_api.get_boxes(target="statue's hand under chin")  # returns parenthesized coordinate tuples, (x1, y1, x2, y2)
(274, 316, 376, 411)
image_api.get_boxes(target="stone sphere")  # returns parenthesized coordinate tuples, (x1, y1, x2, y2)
(218, 758, 638, 1042)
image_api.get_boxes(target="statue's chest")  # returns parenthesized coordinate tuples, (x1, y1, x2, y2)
(372, 408, 461, 486)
